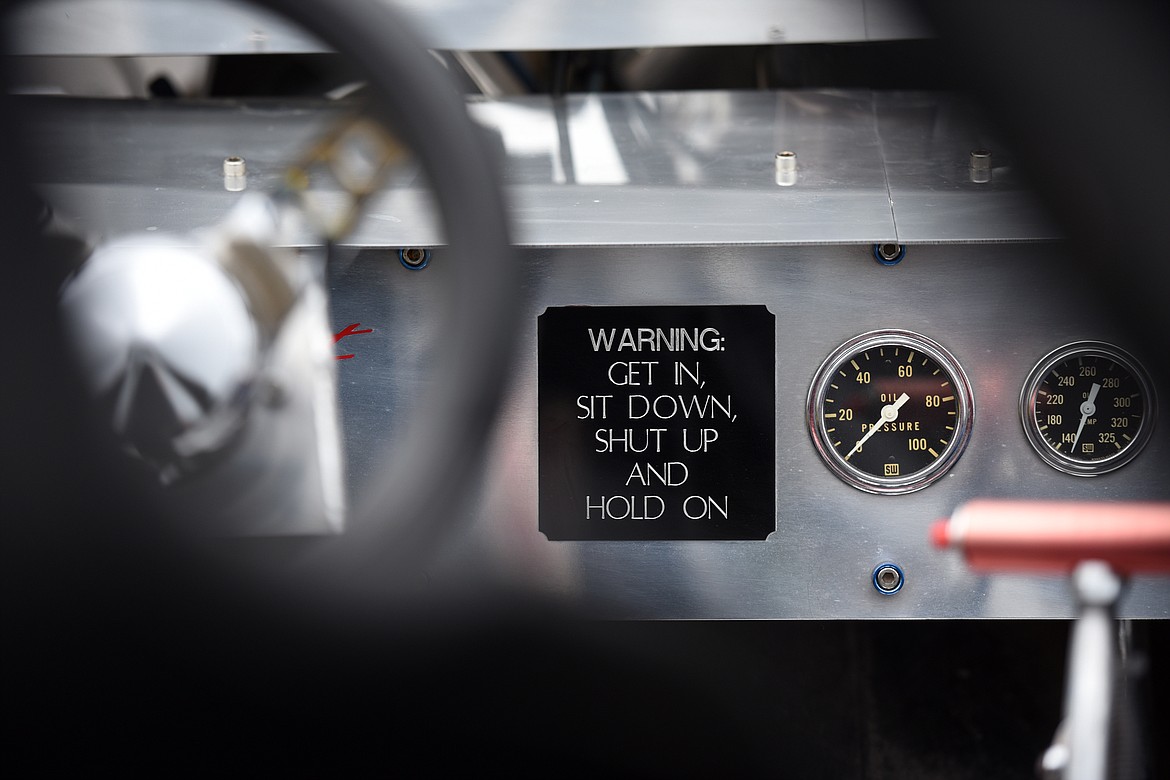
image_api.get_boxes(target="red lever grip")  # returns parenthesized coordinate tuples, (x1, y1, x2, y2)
(931, 500, 1170, 575)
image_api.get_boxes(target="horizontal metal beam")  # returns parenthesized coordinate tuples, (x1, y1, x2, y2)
(8, 0, 931, 56)
(24, 90, 1057, 247)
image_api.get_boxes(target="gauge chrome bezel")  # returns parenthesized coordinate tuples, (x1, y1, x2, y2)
(806, 329, 975, 495)
(1019, 341, 1157, 477)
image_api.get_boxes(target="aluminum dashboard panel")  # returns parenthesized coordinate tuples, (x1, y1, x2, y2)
(331, 242, 1169, 620)
(21, 88, 1161, 618)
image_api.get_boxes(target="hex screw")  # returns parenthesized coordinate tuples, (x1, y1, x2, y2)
(399, 247, 431, 270)
(873, 243, 906, 265)
(873, 562, 905, 595)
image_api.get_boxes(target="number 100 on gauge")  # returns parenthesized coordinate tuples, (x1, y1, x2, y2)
(807, 330, 974, 494)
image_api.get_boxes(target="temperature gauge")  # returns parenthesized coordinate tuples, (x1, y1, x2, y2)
(1020, 341, 1156, 476)
(807, 330, 975, 494)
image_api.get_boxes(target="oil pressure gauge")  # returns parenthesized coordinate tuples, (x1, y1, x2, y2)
(1020, 341, 1156, 476)
(808, 330, 974, 494)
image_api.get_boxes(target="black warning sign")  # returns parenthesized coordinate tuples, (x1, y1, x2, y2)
(538, 305, 775, 541)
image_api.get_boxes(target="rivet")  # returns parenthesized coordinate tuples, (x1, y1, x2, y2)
(969, 149, 992, 184)
(775, 151, 797, 187)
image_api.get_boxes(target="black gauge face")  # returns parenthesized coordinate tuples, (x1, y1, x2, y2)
(808, 330, 974, 494)
(1021, 342, 1156, 476)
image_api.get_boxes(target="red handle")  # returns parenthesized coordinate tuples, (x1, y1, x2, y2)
(931, 500, 1170, 575)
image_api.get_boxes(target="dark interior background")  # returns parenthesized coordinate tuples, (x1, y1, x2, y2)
(4, 0, 1168, 775)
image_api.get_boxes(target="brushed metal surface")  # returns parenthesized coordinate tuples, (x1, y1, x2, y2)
(24, 90, 1057, 247)
(7, 0, 929, 56)
(6, 0, 323, 56)
(874, 92, 1060, 242)
(331, 243, 1169, 619)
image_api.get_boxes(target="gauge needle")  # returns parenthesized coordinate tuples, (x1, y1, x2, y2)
(1070, 381, 1101, 450)
(846, 392, 909, 460)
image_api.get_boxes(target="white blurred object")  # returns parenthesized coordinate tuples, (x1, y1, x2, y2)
(59, 194, 345, 535)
